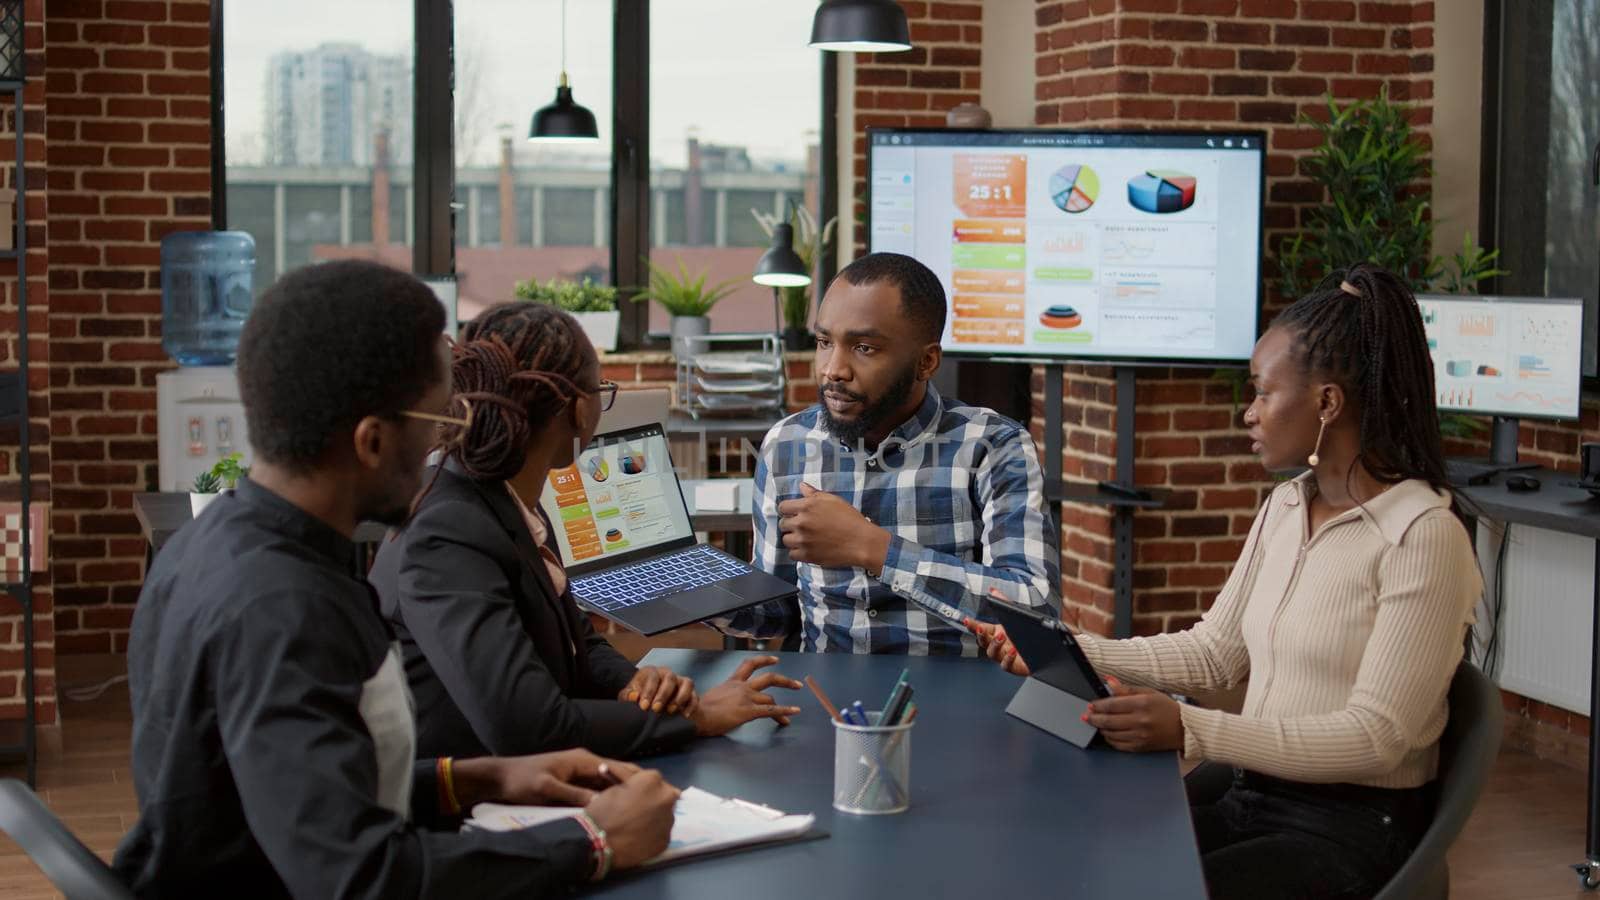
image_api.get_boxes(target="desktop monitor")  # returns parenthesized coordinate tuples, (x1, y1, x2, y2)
(1419, 294, 1585, 422)
(866, 128, 1265, 365)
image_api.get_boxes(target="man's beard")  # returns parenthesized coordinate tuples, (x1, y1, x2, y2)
(819, 365, 917, 448)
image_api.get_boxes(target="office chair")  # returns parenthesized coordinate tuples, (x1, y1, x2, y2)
(0, 778, 134, 899)
(1181, 661, 1502, 900)
(1372, 660, 1503, 900)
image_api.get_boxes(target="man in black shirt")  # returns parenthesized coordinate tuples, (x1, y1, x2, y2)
(114, 260, 678, 898)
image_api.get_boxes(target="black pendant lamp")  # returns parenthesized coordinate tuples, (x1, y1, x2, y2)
(809, 0, 912, 53)
(530, 0, 599, 143)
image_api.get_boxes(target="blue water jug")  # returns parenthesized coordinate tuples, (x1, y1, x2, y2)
(160, 231, 256, 366)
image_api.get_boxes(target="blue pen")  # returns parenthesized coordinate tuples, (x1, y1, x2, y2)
(839, 705, 862, 726)
(849, 701, 868, 726)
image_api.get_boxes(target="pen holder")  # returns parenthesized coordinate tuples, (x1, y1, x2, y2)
(832, 711, 913, 815)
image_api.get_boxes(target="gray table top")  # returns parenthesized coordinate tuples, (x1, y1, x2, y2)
(1457, 467, 1600, 540)
(596, 649, 1207, 900)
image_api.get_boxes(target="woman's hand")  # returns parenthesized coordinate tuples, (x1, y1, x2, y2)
(1085, 678, 1185, 752)
(691, 656, 804, 736)
(620, 666, 698, 717)
(965, 617, 1030, 677)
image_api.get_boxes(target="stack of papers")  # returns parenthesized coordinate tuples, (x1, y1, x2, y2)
(467, 787, 816, 867)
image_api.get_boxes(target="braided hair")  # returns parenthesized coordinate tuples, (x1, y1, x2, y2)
(437, 301, 598, 482)
(1271, 262, 1451, 494)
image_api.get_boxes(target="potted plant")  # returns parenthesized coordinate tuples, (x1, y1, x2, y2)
(630, 257, 740, 356)
(190, 452, 248, 517)
(1249, 86, 1508, 439)
(513, 277, 620, 351)
(752, 205, 838, 351)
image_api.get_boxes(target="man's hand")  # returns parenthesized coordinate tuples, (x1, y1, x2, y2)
(691, 655, 804, 736)
(777, 482, 891, 571)
(454, 749, 643, 808)
(585, 769, 681, 870)
(1085, 679, 1185, 752)
(619, 666, 698, 717)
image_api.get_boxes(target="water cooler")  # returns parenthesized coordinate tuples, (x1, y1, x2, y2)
(156, 231, 256, 492)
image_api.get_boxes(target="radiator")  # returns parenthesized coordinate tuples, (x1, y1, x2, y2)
(1475, 522, 1596, 715)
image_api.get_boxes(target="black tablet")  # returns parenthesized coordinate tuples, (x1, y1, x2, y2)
(982, 596, 1110, 702)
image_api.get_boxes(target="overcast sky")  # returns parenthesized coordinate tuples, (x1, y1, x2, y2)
(224, 0, 822, 169)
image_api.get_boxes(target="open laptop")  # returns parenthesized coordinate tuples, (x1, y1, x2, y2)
(537, 422, 796, 635)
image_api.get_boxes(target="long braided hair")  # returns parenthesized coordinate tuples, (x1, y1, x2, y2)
(1271, 262, 1451, 495)
(436, 301, 598, 482)
(396, 301, 598, 537)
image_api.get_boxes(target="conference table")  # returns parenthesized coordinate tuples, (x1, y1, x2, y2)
(593, 649, 1207, 899)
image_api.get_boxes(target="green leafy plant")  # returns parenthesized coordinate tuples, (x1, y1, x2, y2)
(1276, 87, 1507, 298)
(752, 206, 839, 331)
(629, 257, 741, 318)
(191, 470, 221, 494)
(212, 451, 249, 486)
(512, 277, 618, 313)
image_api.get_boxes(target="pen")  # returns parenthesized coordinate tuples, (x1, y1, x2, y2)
(597, 763, 625, 787)
(849, 701, 868, 726)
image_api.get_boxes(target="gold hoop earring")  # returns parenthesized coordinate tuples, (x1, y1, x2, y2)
(1308, 417, 1328, 467)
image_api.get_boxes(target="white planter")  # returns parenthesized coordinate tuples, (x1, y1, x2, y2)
(190, 491, 221, 517)
(572, 311, 620, 352)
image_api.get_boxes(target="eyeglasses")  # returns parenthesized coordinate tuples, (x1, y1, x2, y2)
(592, 380, 619, 412)
(400, 398, 474, 429)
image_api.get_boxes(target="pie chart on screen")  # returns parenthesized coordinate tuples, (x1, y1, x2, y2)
(585, 456, 610, 482)
(1049, 164, 1100, 213)
(1127, 170, 1197, 213)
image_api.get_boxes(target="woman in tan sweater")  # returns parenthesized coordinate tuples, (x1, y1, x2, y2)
(972, 263, 1480, 900)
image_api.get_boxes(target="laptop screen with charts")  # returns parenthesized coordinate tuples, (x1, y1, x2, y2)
(539, 423, 696, 575)
(536, 422, 799, 636)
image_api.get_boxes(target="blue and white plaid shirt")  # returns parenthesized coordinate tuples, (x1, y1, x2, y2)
(719, 384, 1058, 654)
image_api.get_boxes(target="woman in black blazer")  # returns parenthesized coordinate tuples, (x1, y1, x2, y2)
(368, 302, 802, 761)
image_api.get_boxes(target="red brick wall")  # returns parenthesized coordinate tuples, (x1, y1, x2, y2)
(851, 0, 985, 257)
(45, 0, 208, 654)
(0, 0, 55, 726)
(1031, 0, 1436, 635)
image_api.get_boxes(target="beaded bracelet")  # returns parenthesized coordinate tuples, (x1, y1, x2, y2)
(436, 757, 461, 817)
(574, 811, 614, 882)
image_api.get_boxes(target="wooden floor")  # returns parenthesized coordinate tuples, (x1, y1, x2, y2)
(1, 653, 1598, 898)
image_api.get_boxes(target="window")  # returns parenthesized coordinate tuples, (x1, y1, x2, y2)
(1484, 0, 1600, 378)
(222, 0, 415, 291)
(219, 1, 833, 346)
(451, 0, 614, 324)
(647, 1, 822, 336)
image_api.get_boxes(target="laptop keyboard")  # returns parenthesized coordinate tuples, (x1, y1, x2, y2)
(571, 545, 753, 612)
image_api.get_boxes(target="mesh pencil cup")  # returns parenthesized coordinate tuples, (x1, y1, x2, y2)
(832, 711, 914, 815)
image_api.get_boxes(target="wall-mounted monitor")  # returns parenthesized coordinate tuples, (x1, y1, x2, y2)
(866, 128, 1265, 365)
(1419, 293, 1585, 421)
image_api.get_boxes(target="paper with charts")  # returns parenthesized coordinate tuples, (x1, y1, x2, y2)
(467, 787, 817, 866)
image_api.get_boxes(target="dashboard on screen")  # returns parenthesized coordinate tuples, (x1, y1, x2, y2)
(1419, 294, 1584, 421)
(867, 129, 1265, 364)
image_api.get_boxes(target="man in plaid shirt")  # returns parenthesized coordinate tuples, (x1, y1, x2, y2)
(717, 253, 1058, 654)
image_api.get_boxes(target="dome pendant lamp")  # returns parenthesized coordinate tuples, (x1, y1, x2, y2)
(808, 0, 913, 53)
(530, 0, 599, 143)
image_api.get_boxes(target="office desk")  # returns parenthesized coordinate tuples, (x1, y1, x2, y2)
(593, 649, 1206, 899)
(1457, 470, 1600, 885)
